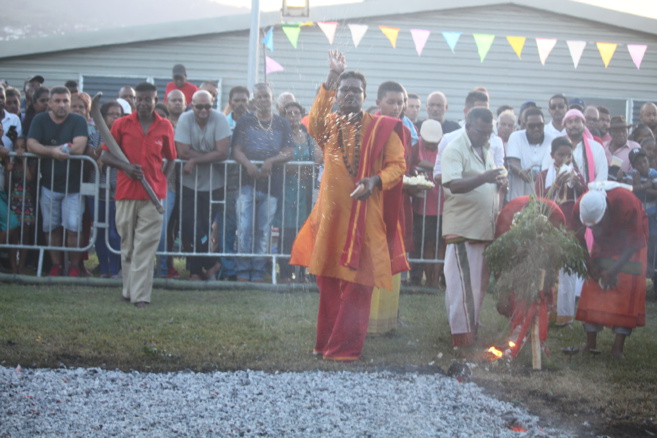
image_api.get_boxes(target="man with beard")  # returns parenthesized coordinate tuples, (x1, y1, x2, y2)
(542, 109, 607, 184)
(27, 87, 88, 277)
(101, 82, 177, 307)
(597, 106, 612, 144)
(290, 50, 408, 361)
(544, 94, 567, 140)
(232, 83, 294, 283)
(640, 102, 657, 138)
(506, 108, 552, 200)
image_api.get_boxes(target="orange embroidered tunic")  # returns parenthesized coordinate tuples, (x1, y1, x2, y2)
(290, 85, 406, 289)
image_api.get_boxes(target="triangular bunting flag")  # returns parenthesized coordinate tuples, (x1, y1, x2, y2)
(627, 44, 648, 69)
(300, 21, 314, 27)
(473, 34, 495, 62)
(536, 38, 557, 65)
(262, 27, 274, 52)
(281, 24, 301, 49)
(317, 21, 338, 45)
(566, 40, 587, 68)
(379, 26, 400, 48)
(410, 29, 431, 56)
(265, 56, 284, 75)
(442, 31, 461, 53)
(348, 24, 368, 48)
(597, 42, 617, 68)
(506, 36, 526, 59)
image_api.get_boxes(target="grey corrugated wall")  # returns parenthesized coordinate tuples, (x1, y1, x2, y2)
(1, 4, 655, 122)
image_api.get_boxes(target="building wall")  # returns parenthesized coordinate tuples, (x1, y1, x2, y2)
(1, 4, 656, 122)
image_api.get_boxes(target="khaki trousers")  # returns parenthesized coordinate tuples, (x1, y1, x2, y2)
(116, 199, 163, 303)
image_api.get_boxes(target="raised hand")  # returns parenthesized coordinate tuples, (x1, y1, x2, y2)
(328, 50, 346, 75)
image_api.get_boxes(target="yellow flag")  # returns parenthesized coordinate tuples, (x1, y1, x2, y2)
(597, 42, 618, 68)
(379, 26, 400, 48)
(506, 36, 526, 59)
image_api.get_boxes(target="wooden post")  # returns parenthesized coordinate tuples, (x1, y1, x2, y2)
(532, 269, 546, 370)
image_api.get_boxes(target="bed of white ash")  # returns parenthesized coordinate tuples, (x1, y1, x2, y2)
(0, 365, 578, 437)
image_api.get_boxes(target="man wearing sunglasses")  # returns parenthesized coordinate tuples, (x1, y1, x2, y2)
(175, 90, 231, 280)
(544, 94, 568, 140)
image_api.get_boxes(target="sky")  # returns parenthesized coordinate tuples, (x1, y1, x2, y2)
(212, 0, 657, 19)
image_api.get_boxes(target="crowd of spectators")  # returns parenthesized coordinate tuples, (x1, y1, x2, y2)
(1, 66, 656, 291)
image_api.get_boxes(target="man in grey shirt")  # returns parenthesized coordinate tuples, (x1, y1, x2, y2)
(175, 90, 231, 280)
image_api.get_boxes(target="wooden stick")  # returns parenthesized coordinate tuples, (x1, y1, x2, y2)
(532, 269, 547, 370)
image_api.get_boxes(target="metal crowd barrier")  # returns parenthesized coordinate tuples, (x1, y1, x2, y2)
(0, 154, 446, 284)
(0, 152, 99, 276)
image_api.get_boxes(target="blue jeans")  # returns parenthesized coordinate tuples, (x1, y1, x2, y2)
(236, 185, 277, 281)
(156, 190, 176, 277)
(87, 196, 121, 276)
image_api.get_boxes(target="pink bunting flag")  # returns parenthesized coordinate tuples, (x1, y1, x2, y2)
(566, 40, 587, 68)
(627, 44, 647, 69)
(317, 21, 338, 45)
(535, 38, 557, 65)
(410, 29, 431, 56)
(265, 56, 284, 75)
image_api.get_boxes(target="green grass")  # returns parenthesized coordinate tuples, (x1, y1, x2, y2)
(1, 283, 656, 436)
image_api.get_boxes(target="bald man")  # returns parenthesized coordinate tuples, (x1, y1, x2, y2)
(640, 102, 657, 137)
(118, 86, 136, 112)
(426, 91, 460, 134)
(175, 90, 231, 280)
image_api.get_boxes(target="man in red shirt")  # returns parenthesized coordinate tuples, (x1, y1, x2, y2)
(165, 64, 198, 105)
(101, 82, 177, 308)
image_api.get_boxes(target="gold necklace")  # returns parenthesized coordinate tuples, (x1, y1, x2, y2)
(257, 115, 273, 131)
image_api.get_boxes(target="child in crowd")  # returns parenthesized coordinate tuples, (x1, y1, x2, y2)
(535, 136, 587, 326)
(641, 137, 657, 170)
(623, 148, 657, 276)
(5, 141, 36, 274)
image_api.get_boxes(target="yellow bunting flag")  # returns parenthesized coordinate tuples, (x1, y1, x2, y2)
(379, 26, 400, 48)
(282, 24, 301, 49)
(597, 42, 618, 68)
(473, 34, 495, 62)
(506, 36, 526, 59)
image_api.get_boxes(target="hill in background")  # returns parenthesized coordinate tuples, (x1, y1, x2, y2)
(1, 0, 249, 40)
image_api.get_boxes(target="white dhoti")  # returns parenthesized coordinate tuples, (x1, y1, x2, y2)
(556, 269, 584, 325)
(444, 241, 489, 347)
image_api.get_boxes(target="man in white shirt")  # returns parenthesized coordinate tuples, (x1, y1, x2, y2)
(506, 108, 551, 200)
(541, 109, 607, 183)
(434, 90, 505, 180)
(544, 94, 567, 141)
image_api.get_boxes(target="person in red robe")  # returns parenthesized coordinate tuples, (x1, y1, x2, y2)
(572, 187, 648, 359)
(290, 50, 408, 361)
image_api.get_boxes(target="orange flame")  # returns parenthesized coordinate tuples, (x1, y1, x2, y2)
(508, 340, 516, 348)
(487, 346, 504, 359)
(510, 425, 527, 432)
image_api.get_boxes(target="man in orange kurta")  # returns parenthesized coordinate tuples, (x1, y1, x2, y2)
(290, 50, 408, 361)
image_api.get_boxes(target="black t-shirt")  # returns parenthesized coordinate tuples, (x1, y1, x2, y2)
(28, 112, 88, 193)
